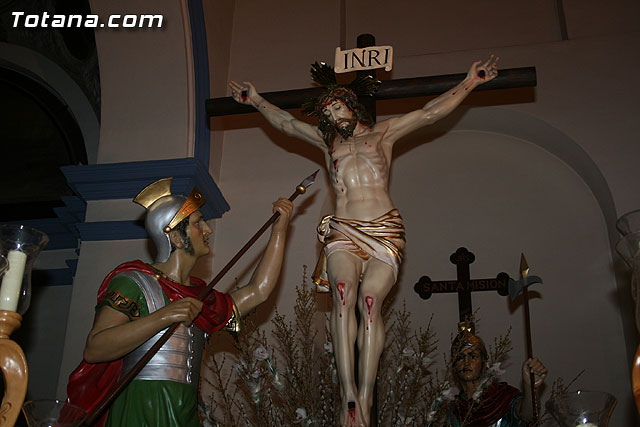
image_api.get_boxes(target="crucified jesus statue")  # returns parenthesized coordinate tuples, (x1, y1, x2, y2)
(229, 55, 498, 427)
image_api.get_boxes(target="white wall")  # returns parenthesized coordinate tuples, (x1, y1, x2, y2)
(90, 0, 195, 163)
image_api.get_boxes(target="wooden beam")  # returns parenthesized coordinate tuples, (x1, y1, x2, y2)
(206, 67, 536, 117)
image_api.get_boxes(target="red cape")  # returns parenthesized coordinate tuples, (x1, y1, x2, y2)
(452, 381, 523, 426)
(65, 260, 233, 426)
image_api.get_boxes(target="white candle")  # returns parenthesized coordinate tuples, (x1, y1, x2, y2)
(0, 250, 27, 311)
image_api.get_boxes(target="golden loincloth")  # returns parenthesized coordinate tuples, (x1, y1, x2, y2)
(312, 209, 406, 291)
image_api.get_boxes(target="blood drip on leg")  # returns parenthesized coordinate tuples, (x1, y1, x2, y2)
(348, 401, 356, 423)
(337, 282, 346, 317)
(365, 296, 374, 330)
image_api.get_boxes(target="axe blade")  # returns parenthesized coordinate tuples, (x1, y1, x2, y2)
(508, 275, 543, 301)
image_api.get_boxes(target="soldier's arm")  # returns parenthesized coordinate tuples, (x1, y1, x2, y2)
(230, 198, 293, 316)
(383, 56, 498, 143)
(229, 81, 326, 150)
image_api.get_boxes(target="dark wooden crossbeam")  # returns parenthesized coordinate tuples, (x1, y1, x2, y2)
(206, 67, 536, 117)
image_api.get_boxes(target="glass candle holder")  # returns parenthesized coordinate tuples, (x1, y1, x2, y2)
(0, 254, 7, 277)
(546, 390, 617, 427)
(22, 399, 87, 427)
(0, 225, 49, 314)
(616, 232, 640, 333)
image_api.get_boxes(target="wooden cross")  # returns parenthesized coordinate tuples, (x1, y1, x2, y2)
(413, 247, 511, 322)
(205, 35, 536, 118)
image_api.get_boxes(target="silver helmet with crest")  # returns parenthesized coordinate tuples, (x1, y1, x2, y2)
(133, 177, 205, 262)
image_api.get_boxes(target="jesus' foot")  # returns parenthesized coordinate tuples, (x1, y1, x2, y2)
(341, 400, 368, 427)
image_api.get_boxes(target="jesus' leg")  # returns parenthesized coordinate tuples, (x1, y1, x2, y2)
(356, 258, 397, 425)
(327, 251, 366, 427)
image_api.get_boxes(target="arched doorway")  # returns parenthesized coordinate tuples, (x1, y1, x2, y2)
(0, 66, 87, 220)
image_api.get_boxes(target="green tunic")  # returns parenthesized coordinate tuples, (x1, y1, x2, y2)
(99, 275, 201, 427)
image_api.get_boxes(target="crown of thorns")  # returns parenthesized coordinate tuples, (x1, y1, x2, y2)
(300, 62, 381, 116)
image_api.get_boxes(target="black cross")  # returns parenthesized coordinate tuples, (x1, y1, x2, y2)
(414, 247, 511, 322)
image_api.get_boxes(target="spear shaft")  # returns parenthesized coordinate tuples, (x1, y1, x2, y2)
(85, 170, 319, 425)
(520, 253, 538, 422)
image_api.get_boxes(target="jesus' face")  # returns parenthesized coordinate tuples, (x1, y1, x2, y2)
(323, 100, 358, 139)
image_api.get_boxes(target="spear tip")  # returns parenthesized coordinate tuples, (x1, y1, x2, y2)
(297, 169, 320, 193)
(520, 253, 530, 279)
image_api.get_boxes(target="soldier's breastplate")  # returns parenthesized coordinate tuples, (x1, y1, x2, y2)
(117, 270, 207, 387)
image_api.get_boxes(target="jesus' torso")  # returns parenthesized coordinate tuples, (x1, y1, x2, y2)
(323, 123, 396, 220)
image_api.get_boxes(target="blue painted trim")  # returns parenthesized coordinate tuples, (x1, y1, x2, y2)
(61, 158, 198, 200)
(61, 158, 229, 242)
(188, 0, 211, 166)
(65, 258, 78, 276)
(61, 158, 229, 220)
(54, 196, 86, 239)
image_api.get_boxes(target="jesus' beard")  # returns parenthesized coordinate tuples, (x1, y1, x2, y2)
(334, 118, 358, 140)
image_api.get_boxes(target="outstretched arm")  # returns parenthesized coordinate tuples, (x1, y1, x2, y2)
(518, 357, 548, 422)
(230, 198, 294, 316)
(384, 55, 499, 142)
(229, 81, 325, 149)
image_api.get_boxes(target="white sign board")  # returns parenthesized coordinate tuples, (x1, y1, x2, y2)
(334, 46, 393, 74)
